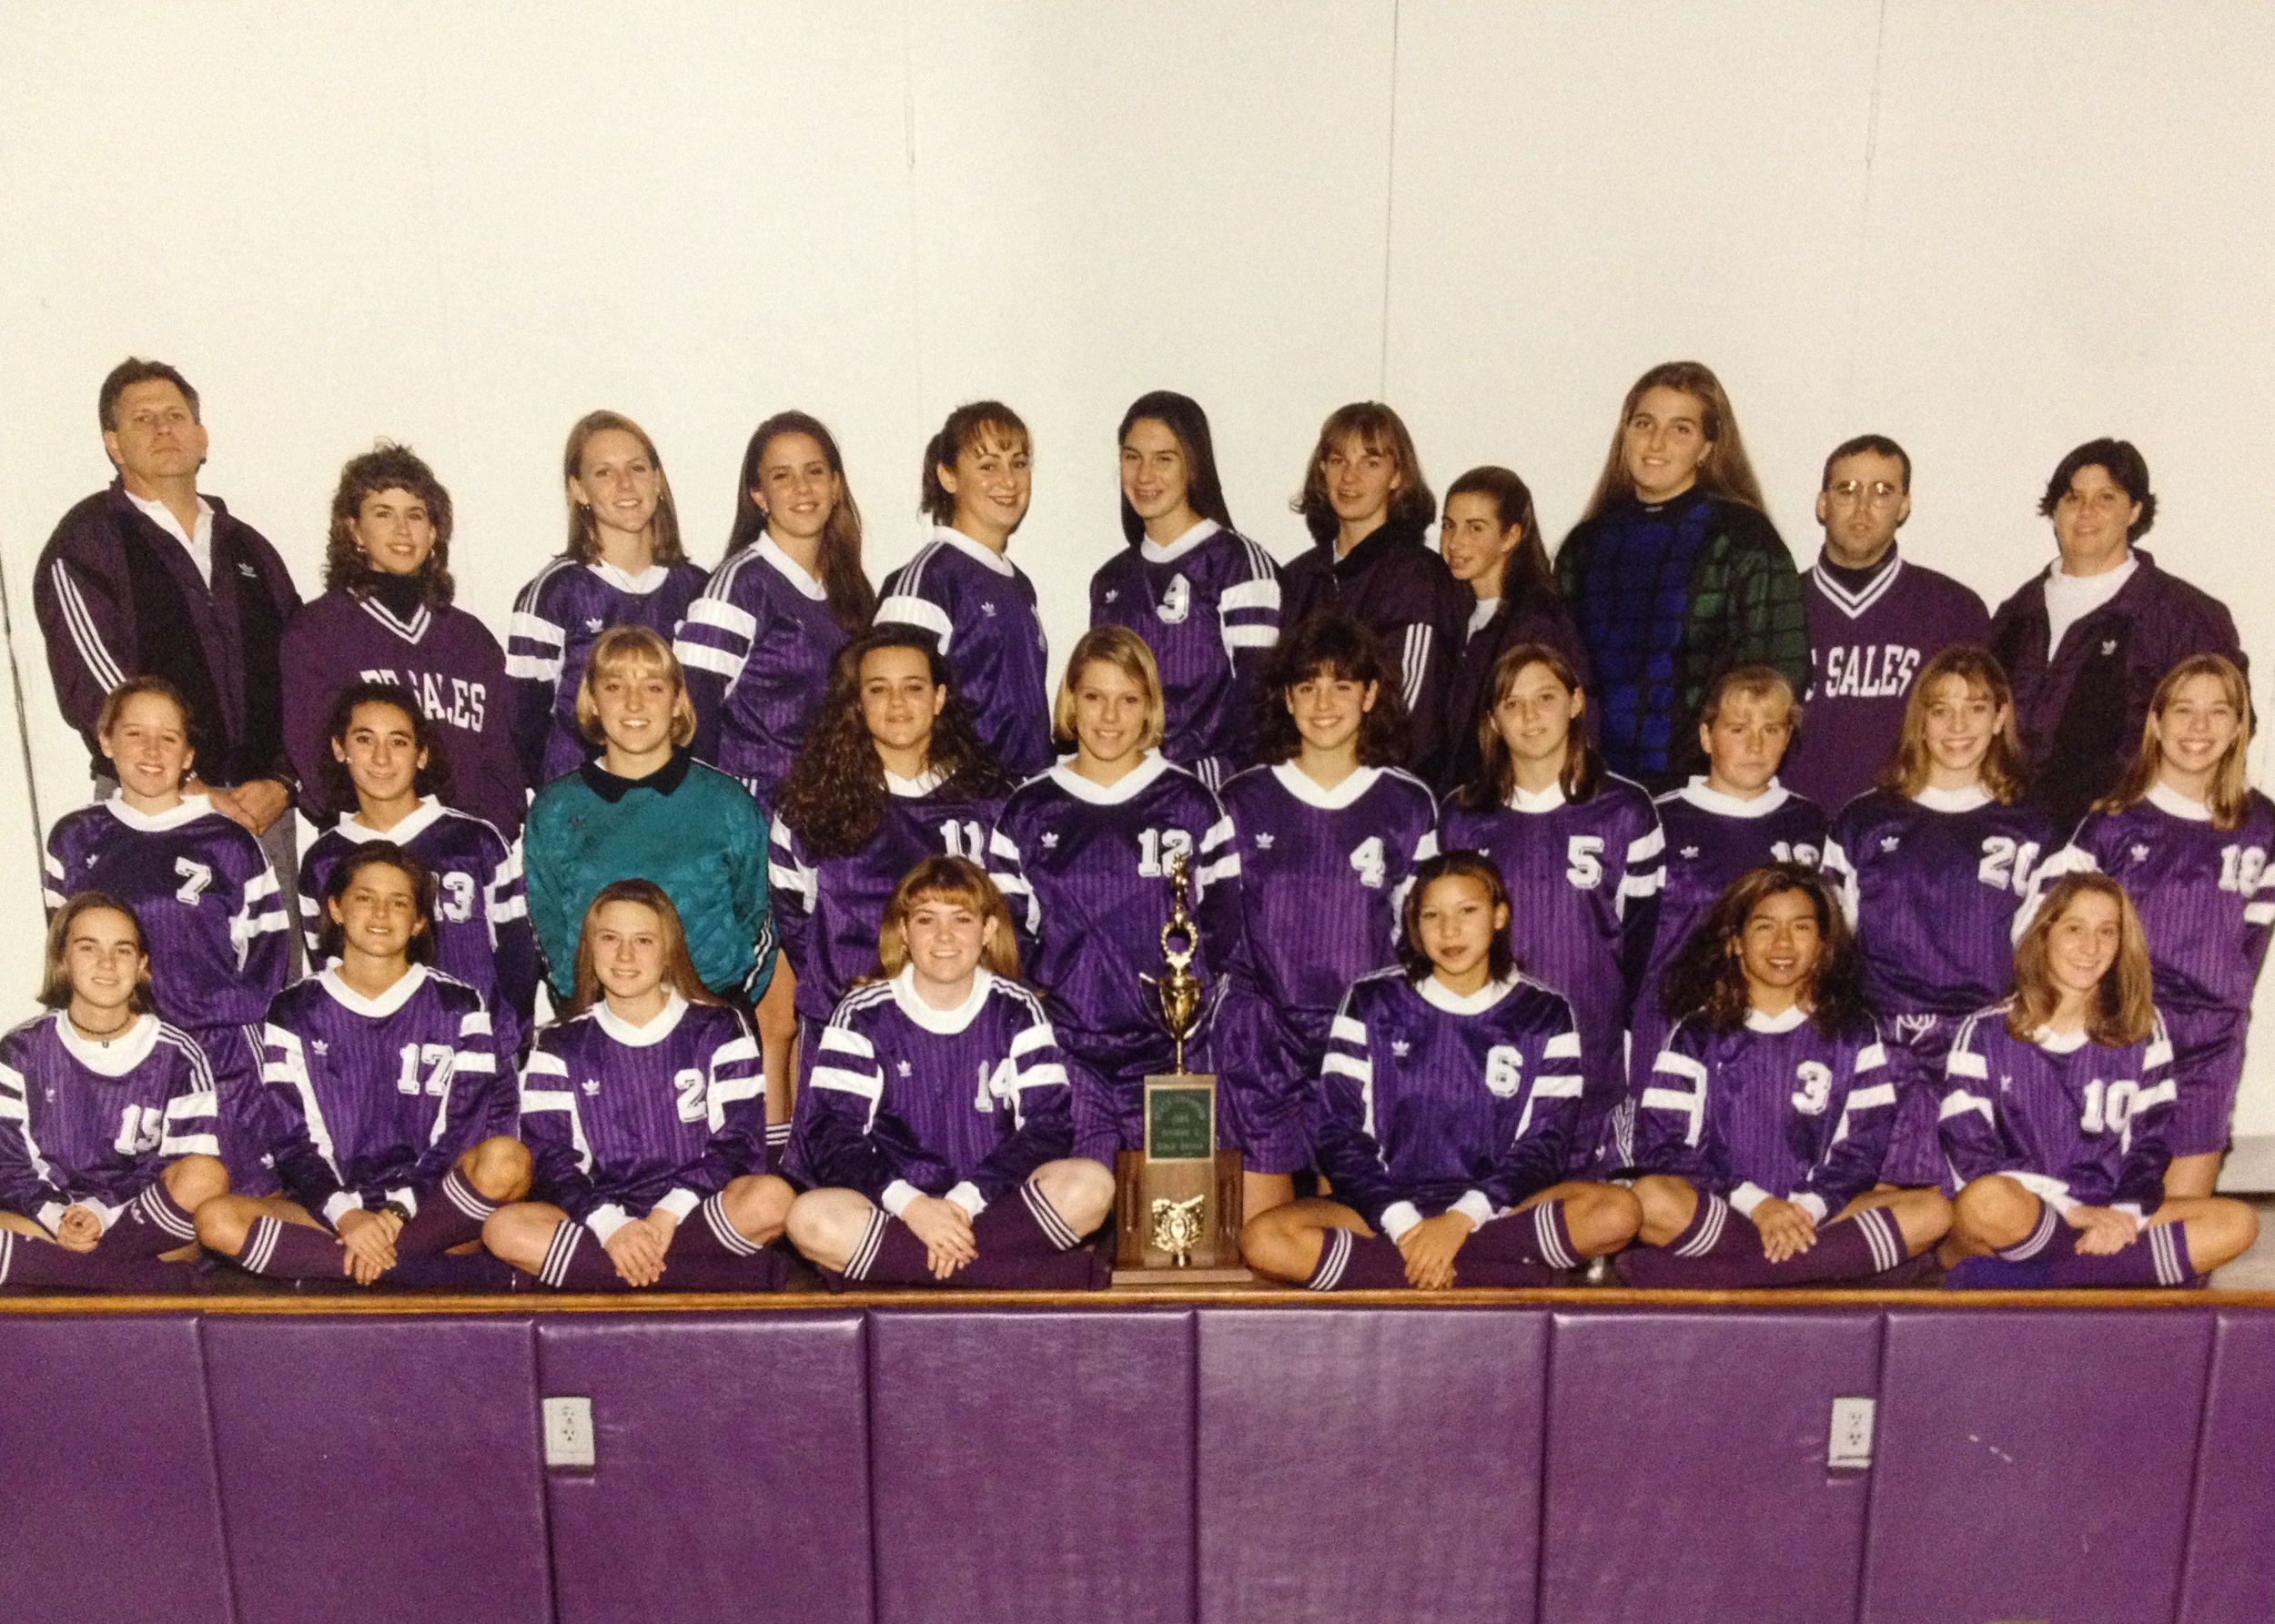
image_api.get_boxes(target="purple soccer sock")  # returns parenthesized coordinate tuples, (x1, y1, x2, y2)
(104, 1180, 203, 1260)
(957, 1181, 1107, 1290)
(2037, 1214, 2197, 1287)
(238, 1215, 350, 1280)
(647, 1195, 788, 1292)
(530, 1221, 634, 1292)
(0, 1229, 201, 1293)
(838, 1208, 937, 1286)
(390, 1170, 496, 1258)
(1455, 1201, 1581, 1287)
(1620, 1195, 1908, 1288)
(1303, 1226, 1412, 1291)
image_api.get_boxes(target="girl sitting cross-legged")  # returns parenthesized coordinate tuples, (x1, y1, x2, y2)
(0, 893, 229, 1292)
(1620, 863, 1951, 1287)
(1941, 873, 2258, 1288)
(1241, 852, 1641, 1291)
(484, 882, 795, 1292)
(195, 844, 532, 1286)
(784, 857, 1114, 1290)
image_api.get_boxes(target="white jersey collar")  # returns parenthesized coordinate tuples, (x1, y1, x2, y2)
(1048, 750, 1173, 805)
(886, 765, 950, 798)
(2032, 1024, 2089, 1054)
(1271, 761, 1380, 811)
(1507, 781, 1568, 813)
(341, 796, 449, 846)
(587, 559, 672, 595)
(1418, 972, 1518, 1015)
(1744, 1004, 1810, 1034)
(2147, 781, 2214, 822)
(55, 1009, 161, 1075)
(1674, 777, 1791, 819)
(105, 793, 217, 832)
(1912, 783, 1993, 813)
(931, 523, 1016, 578)
(594, 989, 690, 1047)
(319, 962, 430, 1020)
(890, 964, 995, 1034)
(757, 534, 828, 601)
(1138, 517, 1221, 565)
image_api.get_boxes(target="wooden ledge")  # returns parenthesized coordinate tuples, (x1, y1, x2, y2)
(0, 1284, 2269, 1315)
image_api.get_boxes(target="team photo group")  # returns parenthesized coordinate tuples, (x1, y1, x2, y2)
(11, 350, 2264, 1296)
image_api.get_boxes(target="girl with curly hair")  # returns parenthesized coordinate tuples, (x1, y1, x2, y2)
(279, 440, 526, 837)
(768, 627, 1014, 1144)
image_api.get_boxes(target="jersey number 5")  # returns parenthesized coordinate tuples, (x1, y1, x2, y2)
(1565, 836, 1603, 890)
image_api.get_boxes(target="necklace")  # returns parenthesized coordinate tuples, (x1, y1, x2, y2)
(69, 1011, 136, 1044)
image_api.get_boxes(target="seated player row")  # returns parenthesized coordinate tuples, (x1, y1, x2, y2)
(7, 835, 2252, 1293)
(41, 602, 2271, 1240)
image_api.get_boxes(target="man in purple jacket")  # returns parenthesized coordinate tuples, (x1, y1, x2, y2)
(1988, 438, 2243, 831)
(1781, 434, 1990, 812)
(35, 359, 303, 910)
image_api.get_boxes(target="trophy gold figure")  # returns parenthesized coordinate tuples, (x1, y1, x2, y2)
(1112, 849, 1248, 1281)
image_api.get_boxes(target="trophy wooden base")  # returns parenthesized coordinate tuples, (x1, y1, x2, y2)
(1110, 1146, 1250, 1286)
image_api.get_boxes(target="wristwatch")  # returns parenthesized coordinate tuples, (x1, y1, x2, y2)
(379, 1199, 413, 1226)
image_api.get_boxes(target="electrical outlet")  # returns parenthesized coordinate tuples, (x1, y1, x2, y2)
(543, 1396, 595, 1470)
(1827, 1396, 1875, 1468)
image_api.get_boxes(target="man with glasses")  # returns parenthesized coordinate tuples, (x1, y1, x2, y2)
(1989, 437, 2243, 829)
(1780, 434, 1989, 811)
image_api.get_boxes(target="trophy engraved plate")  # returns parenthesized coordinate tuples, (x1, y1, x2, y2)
(1113, 849, 1251, 1284)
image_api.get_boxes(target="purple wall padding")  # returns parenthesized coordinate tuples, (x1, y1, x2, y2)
(2177, 1311, 2275, 1624)
(203, 1316, 552, 1624)
(539, 1312, 873, 1624)
(1860, 1308, 2214, 1624)
(0, 1315, 232, 1624)
(1538, 1308, 1880, 1624)
(1195, 1306, 1547, 1624)
(868, 1307, 1195, 1624)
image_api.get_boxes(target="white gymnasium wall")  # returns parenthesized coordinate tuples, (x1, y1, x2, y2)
(3, 2, 2271, 1130)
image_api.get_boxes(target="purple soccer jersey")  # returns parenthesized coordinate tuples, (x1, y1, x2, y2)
(1940, 1004, 2178, 1215)
(1823, 787, 2060, 1018)
(675, 538, 849, 809)
(0, 1012, 218, 1228)
(788, 967, 1074, 1205)
(1215, 760, 1437, 1049)
(987, 753, 1241, 1092)
(298, 799, 539, 1066)
(279, 590, 526, 840)
(1780, 551, 1992, 812)
(1634, 780, 1828, 1073)
(505, 556, 709, 788)
(1439, 774, 1664, 1121)
(875, 527, 1053, 777)
(259, 965, 499, 1225)
(2034, 784, 2275, 1014)
(1314, 968, 1585, 1230)
(769, 772, 1012, 1030)
(1637, 1007, 1902, 1219)
(1088, 520, 1281, 787)
(516, 994, 765, 1231)
(44, 795, 289, 1031)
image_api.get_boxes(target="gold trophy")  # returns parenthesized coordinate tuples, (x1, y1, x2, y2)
(1112, 848, 1248, 1282)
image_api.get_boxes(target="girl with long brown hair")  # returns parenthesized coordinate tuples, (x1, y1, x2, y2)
(507, 410, 709, 788)
(679, 409, 875, 811)
(2022, 653, 2273, 1197)
(1441, 642, 1663, 1166)
(1552, 360, 1808, 792)
(485, 880, 795, 1292)
(1821, 646, 2060, 1187)
(1622, 864, 1949, 1287)
(1942, 873, 2257, 1286)
(783, 857, 1112, 1288)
